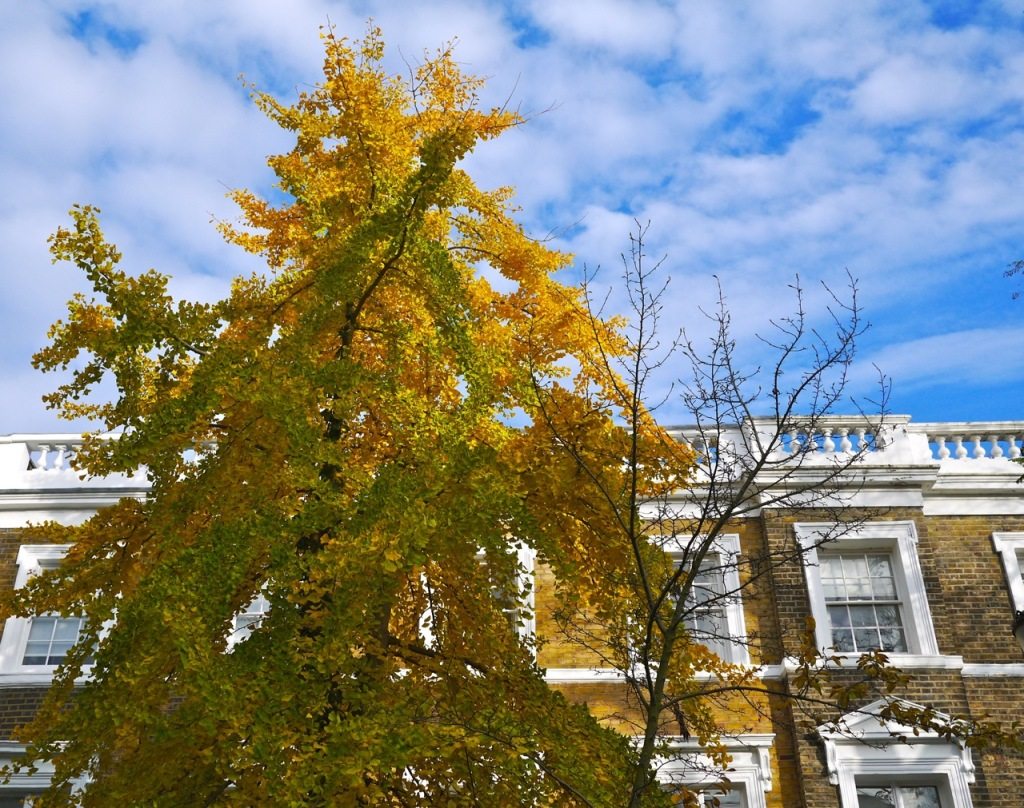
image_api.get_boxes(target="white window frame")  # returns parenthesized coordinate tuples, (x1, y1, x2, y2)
(991, 532, 1024, 612)
(795, 522, 940, 658)
(819, 699, 974, 808)
(662, 534, 749, 666)
(228, 590, 271, 649)
(0, 545, 94, 677)
(420, 544, 536, 649)
(656, 733, 774, 808)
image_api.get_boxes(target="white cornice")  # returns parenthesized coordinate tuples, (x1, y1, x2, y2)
(961, 663, 1024, 677)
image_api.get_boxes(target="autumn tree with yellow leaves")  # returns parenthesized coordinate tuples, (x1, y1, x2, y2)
(12, 28, 684, 806)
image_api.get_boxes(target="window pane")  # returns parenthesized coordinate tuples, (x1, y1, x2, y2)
(856, 787, 895, 808)
(879, 627, 907, 652)
(700, 787, 744, 807)
(828, 605, 851, 627)
(53, 619, 80, 641)
(868, 554, 893, 578)
(820, 556, 843, 577)
(843, 555, 869, 580)
(870, 575, 897, 600)
(856, 785, 940, 808)
(832, 628, 855, 651)
(233, 593, 272, 642)
(850, 605, 876, 627)
(847, 576, 873, 599)
(26, 616, 56, 642)
(680, 556, 735, 661)
(854, 628, 878, 649)
(902, 786, 940, 808)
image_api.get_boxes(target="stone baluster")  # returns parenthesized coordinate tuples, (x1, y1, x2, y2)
(990, 435, 1004, 459)
(788, 429, 800, 455)
(953, 436, 967, 459)
(837, 428, 851, 453)
(855, 427, 868, 453)
(54, 444, 67, 469)
(935, 435, 950, 459)
(36, 444, 50, 470)
(971, 435, 985, 458)
(822, 428, 835, 454)
(1010, 435, 1022, 460)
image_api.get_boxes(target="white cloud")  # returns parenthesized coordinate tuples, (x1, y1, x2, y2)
(854, 327, 1024, 396)
(3, 1, 1024, 433)
(528, 0, 677, 59)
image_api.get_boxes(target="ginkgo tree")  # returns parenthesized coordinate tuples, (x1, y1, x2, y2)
(9, 28, 689, 807)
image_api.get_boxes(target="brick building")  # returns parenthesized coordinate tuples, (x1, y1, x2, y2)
(0, 418, 1022, 806)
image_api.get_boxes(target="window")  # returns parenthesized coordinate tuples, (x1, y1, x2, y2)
(682, 560, 733, 661)
(819, 699, 974, 808)
(489, 543, 536, 642)
(820, 552, 906, 653)
(795, 522, 940, 658)
(991, 532, 1024, 613)
(420, 544, 536, 649)
(656, 734, 773, 808)
(230, 591, 270, 645)
(22, 615, 90, 666)
(663, 783, 745, 807)
(0, 740, 59, 804)
(695, 786, 745, 807)
(665, 534, 749, 666)
(856, 785, 942, 808)
(0, 545, 94, 676)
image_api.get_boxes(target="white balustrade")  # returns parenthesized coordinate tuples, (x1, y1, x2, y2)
(668, 418, 1024, 467)
(0, 435, 86, 472)
(907, 423, 1024, 461)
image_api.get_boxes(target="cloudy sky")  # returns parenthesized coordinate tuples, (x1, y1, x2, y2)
(3, 1, 1024, 433)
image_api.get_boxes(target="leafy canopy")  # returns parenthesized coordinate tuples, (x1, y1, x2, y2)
(12, 27, 691, 807)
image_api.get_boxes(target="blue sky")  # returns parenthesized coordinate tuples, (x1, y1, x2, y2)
(3, 1, 1024, 432)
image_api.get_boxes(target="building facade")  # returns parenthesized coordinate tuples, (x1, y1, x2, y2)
(0, 418, 1022, 806)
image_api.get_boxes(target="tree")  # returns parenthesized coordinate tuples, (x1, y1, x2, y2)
(10, 28, 681, 806)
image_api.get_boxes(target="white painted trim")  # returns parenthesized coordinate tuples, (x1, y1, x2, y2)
(656, 734, 775, 808)
(0, 740, 53, 792)
(819, 698, 975, 808)
(543, 664, 794, 683)
(516, 544, 537, 646)
(468, 543, 537, 649)
(991, 532, 1024, 612)
(769, 656, 963, 675)
(0, 673, 89, 687)
(543, 667, 624, 683)
(925, 496, 1024, 516)
(660, 533, 750, 666)
(961, 663, 1024, 677)
(0, 544, 90, 677)
(795, 521, 940, 657)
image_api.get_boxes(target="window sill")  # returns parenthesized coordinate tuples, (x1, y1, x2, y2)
(0, 672, 90, 688)
(780, 654, 964, 672)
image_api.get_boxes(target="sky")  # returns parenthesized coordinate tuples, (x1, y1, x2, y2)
(3, 0, 1024, 433)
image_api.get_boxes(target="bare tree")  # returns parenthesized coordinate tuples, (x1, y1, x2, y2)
(529, 224, 1015, 807)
